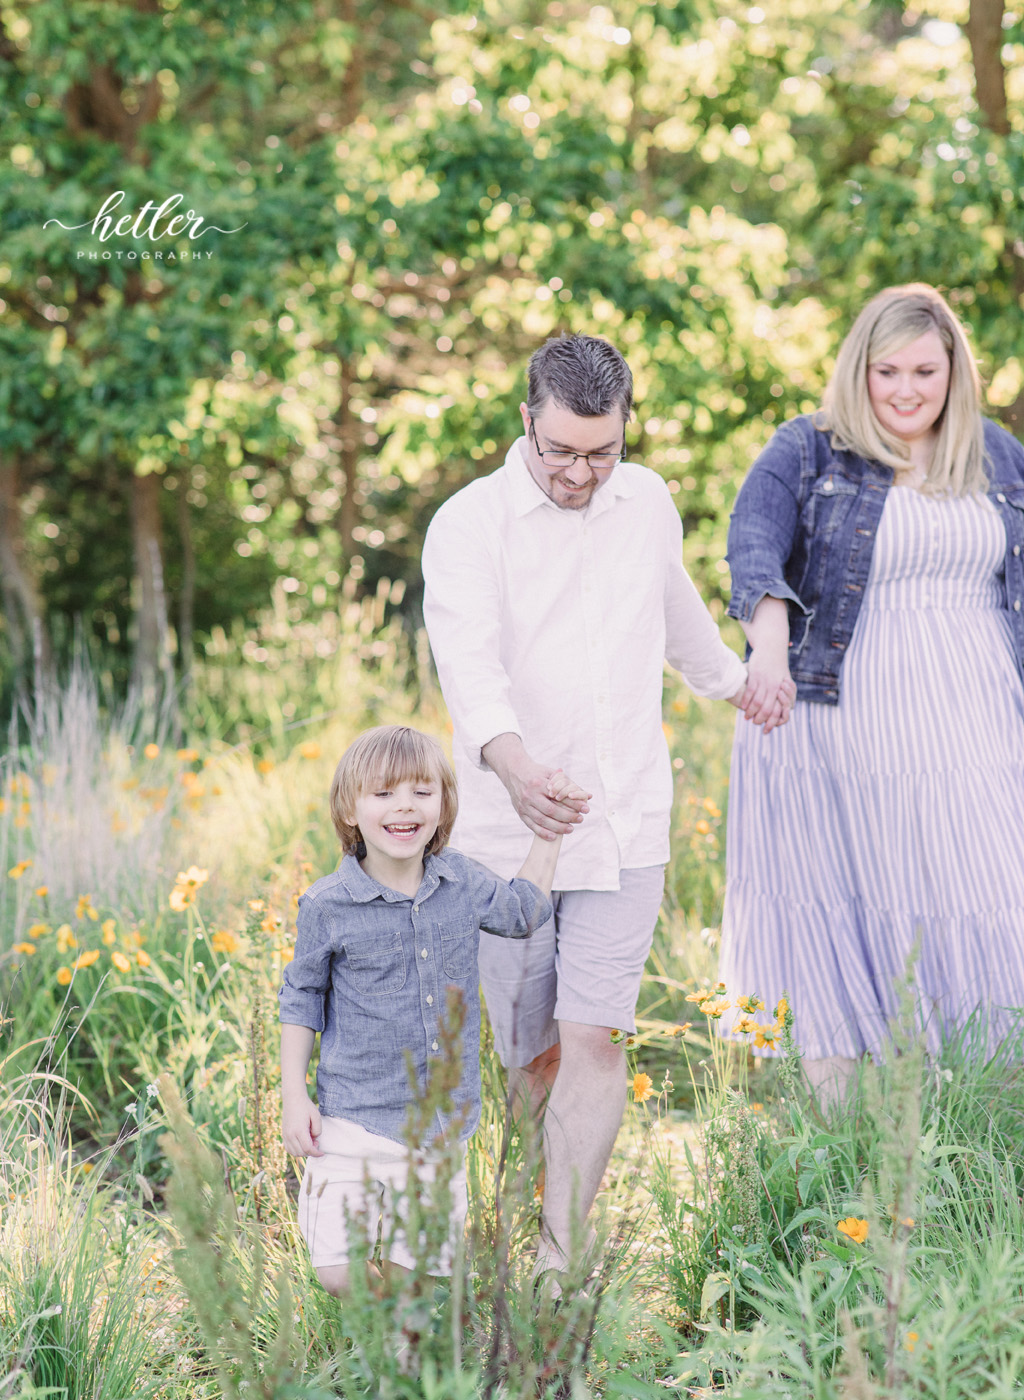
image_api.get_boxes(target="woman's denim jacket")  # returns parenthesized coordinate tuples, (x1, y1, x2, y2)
(726, 414, 1024, 703)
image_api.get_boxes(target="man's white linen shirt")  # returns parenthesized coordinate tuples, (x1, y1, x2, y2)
(422, 438, 747, 891)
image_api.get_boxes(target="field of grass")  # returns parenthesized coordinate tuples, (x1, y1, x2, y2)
(3, 605, 1024, 1399)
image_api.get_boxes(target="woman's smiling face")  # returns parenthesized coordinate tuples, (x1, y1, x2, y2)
(866, 328, 951, 452)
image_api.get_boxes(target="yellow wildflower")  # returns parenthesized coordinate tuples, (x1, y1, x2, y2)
(34, 885, 48, 898)
(734, 994, 765, 1015)
(257, 758, 275, 774)
(211, 929, 239, 955)
(695, 819, 711, 835)
(76, 894, 98, 921)
(700, 997, 731, 1019)
(298, 741, 321, 760)
(754, 1023, 780, 1050)
(685, 989, 710, 1004)
(751, 1102, 764, 1112)
(176, 748, 199, 762)
(904, 1332, 918, 1353)
(711, 981, 727, 996)
(56, 967, 72, 986)
(143, 743, 160, 759)
(101, 920, 116, 946)
(837, 1217, 870, 1245)
(280, 946, 294, 966)
(111, 951, 131, 973)
(609, 1029, 624, 1044)
(661, 722, 673, 743)
(136, 949, 151, 968)
(7, 860, 32, 880)
(703, 798, 721, 817)
(12, 942, 37, 956)
(632, 1072, 654, 1104)
(169, 886, 192, 912)
(80, 1162, 94, 1174)
(671, 1023, 691, 1036)
(735, 1016, 759, 1035)
(247, 898, 266, 913)
(73, 949, 101, 970)
(26, 923, 49, 939)
(775, 996, 790, 1021)
(56, 924, 77, 954)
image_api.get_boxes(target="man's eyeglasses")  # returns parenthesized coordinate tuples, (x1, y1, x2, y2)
(529, 420, 625, 471)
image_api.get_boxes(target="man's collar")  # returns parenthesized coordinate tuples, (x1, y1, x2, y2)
(506, 437, 636, 519)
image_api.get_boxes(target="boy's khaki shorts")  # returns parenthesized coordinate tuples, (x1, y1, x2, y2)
(478, 864, 666, 1069)
(297, 1116, 468, 1276)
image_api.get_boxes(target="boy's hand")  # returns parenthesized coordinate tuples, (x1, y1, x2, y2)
(544, 768, 591, 809)
(282, 1095, 324, 1157)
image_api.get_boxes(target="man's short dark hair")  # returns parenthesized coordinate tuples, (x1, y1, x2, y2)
(526, 333, 633, 420)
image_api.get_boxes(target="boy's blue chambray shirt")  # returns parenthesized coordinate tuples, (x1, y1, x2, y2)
(726, 414, 1024, 703)
(278, 848, 551, 1146)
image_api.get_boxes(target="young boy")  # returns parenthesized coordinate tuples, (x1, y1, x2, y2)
(278, 724, 586, 1295)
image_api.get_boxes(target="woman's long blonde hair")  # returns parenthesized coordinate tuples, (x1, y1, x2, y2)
(820, 284, 987, 495)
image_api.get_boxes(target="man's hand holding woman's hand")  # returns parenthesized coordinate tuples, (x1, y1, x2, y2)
(732, 643, 796, 733)
(482, 733, 591, 840)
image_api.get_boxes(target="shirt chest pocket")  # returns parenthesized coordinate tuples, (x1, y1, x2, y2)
(343, 930, 408, 996)
(439, 920, 479, 983)
(799, 472, 860, 537)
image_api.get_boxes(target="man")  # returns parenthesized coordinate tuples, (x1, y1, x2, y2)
(422, 333, 772, 1287)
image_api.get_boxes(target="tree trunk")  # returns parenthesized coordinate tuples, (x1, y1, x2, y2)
(130, 469, 172, 697)
(0, 455, 53, 683)
(177, 474, 195, 689)
(966, 0, 1010, 135)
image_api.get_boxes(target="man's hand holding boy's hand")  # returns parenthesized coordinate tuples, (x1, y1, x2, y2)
(282, 1095, 324, 1157)
(545, 769, 590, 806)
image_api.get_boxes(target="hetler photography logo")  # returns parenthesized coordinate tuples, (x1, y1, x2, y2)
(43, 189, 247, 262)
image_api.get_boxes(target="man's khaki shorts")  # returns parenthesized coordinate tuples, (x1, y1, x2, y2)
(477, 865, 666, 1069)
(297, 1116, 468, 1275)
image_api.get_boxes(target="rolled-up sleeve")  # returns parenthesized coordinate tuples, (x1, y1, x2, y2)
(661, 488, 747, 698)
(462, 857, 552, 939)
(278, 894, 332, 1031)
(726, 421, 810, 623)
(423, 503, 521, 768)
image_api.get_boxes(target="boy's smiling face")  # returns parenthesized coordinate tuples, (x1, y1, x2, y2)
(349, 776, 442, 889)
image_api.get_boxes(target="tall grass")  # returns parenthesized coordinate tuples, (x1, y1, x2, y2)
(2, 617, 1022, 1396)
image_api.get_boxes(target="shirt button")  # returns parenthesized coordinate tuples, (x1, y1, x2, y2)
(1015, 600, 1022, 612)
(997, 492, 1007, 503)
(1015, 545, 1021, 557)
(426, 994, 433, 1005)
(431, 1040, 439, 1051)
(413, 904, 419, 913)
(421, 948, 428, 959)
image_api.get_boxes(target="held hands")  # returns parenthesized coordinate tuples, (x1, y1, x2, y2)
(281, 1095, 324, 1158)
(482, 735, 591, 840)
(732, 644, 797, 734)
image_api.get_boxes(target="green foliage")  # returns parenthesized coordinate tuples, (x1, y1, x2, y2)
(5, 0, 1024, 699)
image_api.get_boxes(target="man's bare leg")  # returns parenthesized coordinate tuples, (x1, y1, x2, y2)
(526, 1020, 626, 1274)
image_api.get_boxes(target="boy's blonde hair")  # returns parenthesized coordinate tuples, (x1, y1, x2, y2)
(329, 725, 458, 857)
(820, 283, 987, 496)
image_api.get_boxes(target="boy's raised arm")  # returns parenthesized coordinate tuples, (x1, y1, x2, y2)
(280, 1023, 324, 1158)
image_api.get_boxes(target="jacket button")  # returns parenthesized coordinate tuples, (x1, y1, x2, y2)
(997, 492, 1007, 503)
(1015, 545, 1021, 557)
(1015, 600, 1022, 612)
(822, 478, 834, 493)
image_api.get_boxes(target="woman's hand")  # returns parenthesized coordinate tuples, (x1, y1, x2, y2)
(742, 645, 796, 733)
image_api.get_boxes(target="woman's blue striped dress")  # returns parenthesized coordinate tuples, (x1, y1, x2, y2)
(720, 483, 1024, 1059)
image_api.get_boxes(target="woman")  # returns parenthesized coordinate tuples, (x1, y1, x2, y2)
(721, 283, 1024, 1101)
